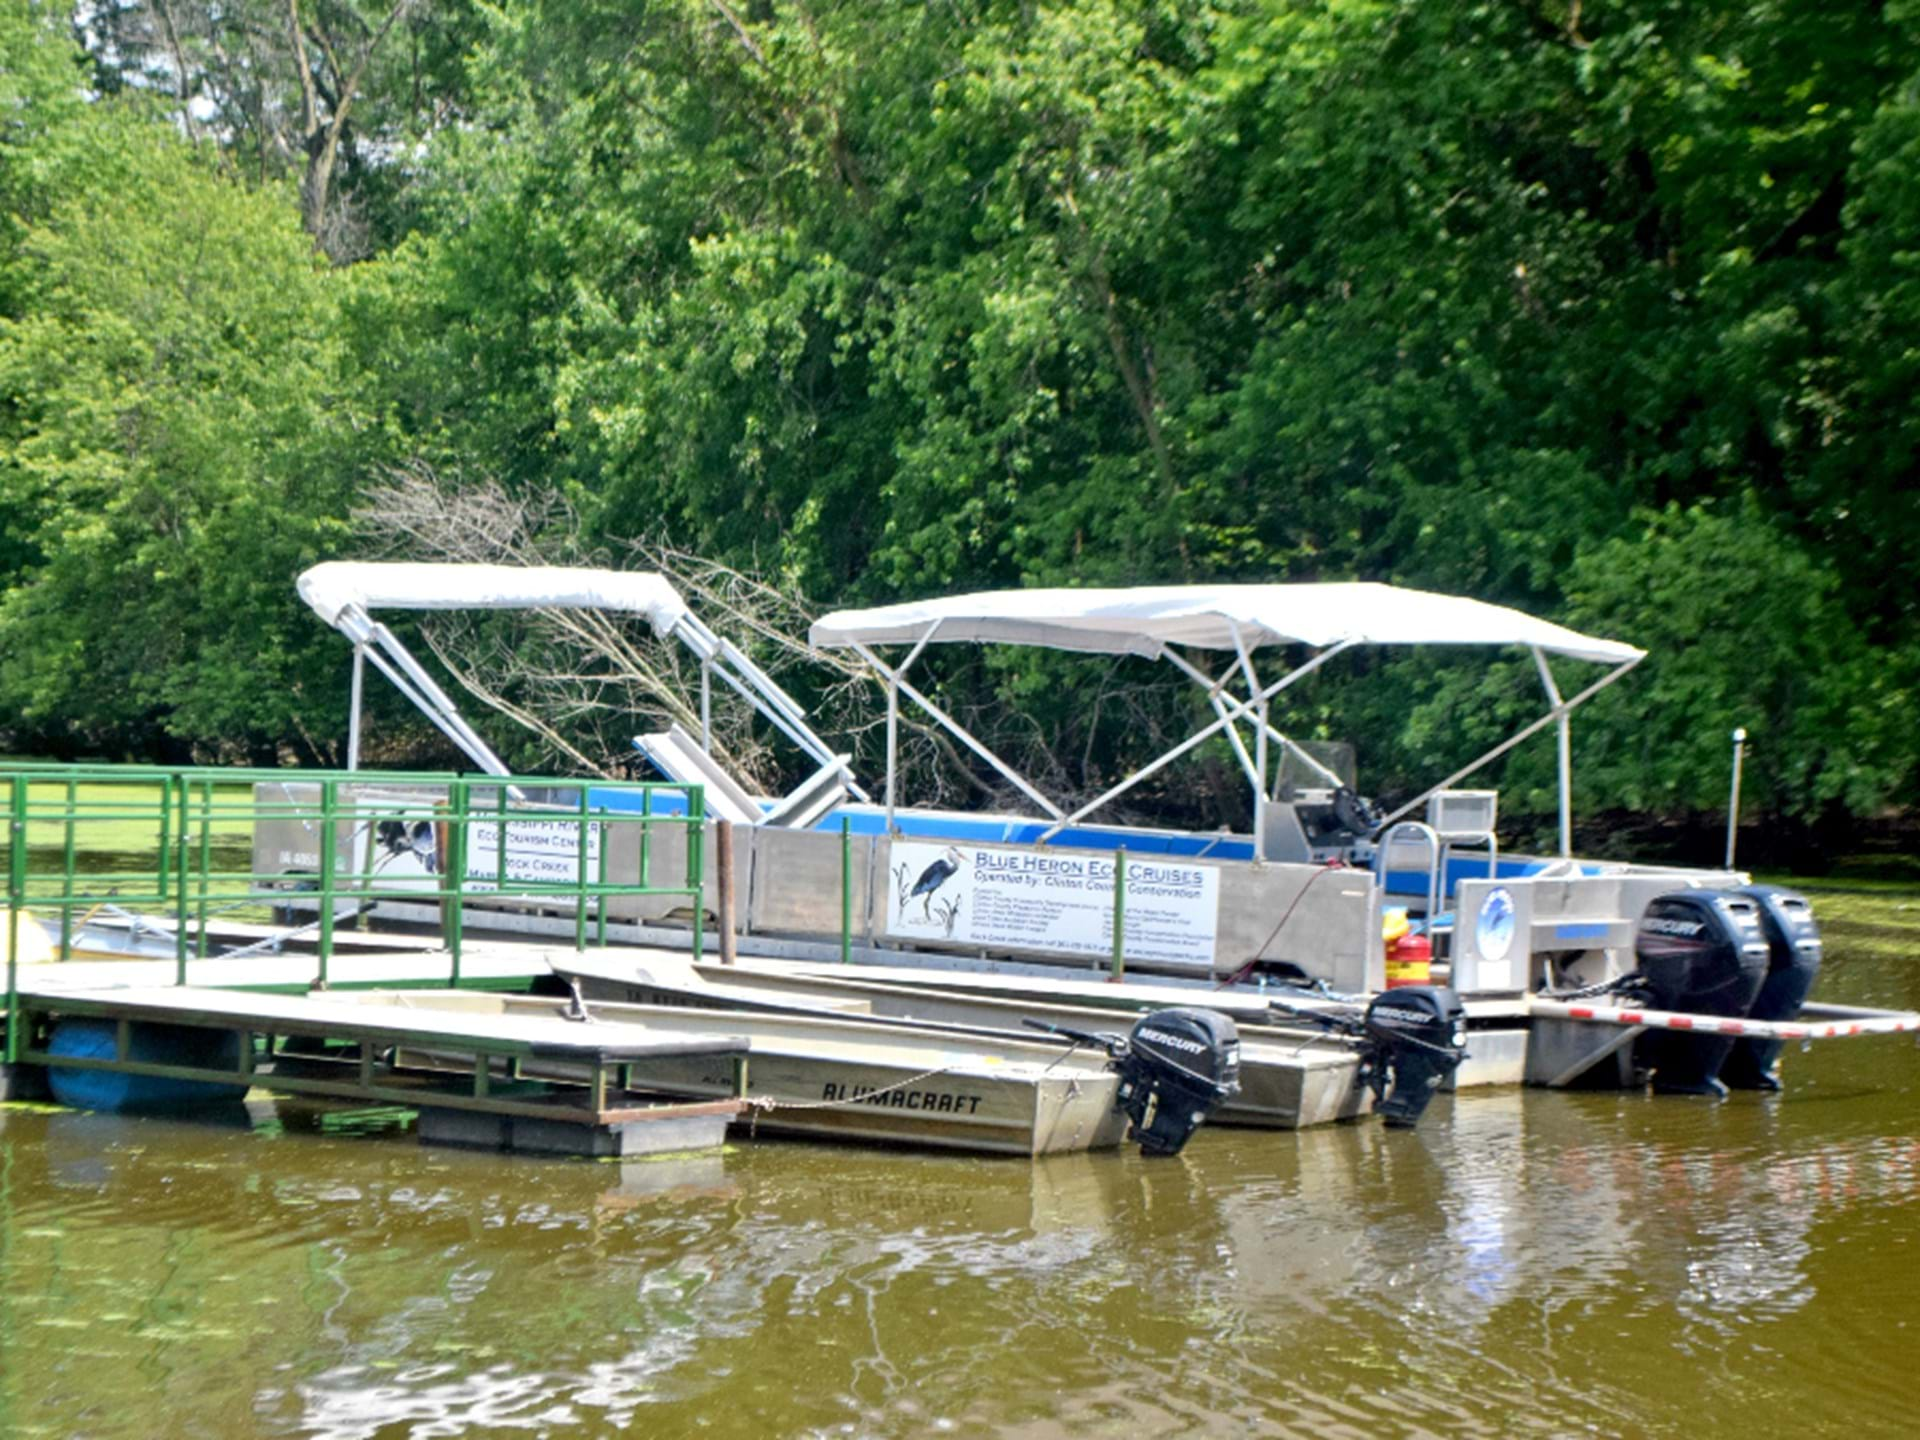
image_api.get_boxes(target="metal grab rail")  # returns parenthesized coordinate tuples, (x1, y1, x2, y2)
(2, 763, 710, 1065)
(1373, 820, 1443, 920)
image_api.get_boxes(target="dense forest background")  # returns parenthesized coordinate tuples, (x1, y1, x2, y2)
(2, 0, 1916, 860)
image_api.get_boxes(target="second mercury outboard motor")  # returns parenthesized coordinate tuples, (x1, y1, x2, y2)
(1719, 885, 1823, 1091)
(1634, 891, 1770, 1095)
(1115, 1009, 1242, 1156)
(1022, 1008, 1241, 1157)
(1361, 986, 1469, 1128)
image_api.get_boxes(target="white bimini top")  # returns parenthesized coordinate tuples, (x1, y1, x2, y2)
(809, 582, 1641, 666)
(297, 562, 689, 636)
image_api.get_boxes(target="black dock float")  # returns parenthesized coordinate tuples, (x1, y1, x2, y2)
(10, 985, 752, 1158)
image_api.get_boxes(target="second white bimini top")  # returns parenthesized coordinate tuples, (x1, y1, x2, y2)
(809, 582, 1642, 666)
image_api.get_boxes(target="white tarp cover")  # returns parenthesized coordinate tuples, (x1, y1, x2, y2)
(298, 562, 689, 636)
(809, 582, 1643, 665)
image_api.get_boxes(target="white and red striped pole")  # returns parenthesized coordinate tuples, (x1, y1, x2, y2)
(1529, 998, 1920, 1043)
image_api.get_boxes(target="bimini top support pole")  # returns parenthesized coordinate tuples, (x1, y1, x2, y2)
(1229, 624, 1270, 862)
(848, 633, 1065, 823)
(1373, 654, 1643, 834)
(1532, 646, 1573, 858)
(298, 561, 866, 799)
(332, 608, 514, 776)
(669, 609, 870, 801)
(1034, 640, 1360, 843)
(1158, 650, 1346, 793)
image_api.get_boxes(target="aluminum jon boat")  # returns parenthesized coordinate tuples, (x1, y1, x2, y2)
(546, 949, 1370, 1131)
(325, 987, 1243, 1157)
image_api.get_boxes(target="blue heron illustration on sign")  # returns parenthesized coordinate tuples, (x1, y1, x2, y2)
(901, 845, 964, 921)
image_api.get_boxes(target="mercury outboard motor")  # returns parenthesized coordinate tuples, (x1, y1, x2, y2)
(1633, 891, 1770, 1096)
(1361, 986, 1469, 1128)
(1719, 885, 1823, 1091)
(1116, 1009, 1242, 1156)
(1267, 983, 1469, 1130)
(1022, 1008, 1241, 1157)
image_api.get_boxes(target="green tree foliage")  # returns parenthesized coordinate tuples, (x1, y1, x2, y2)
(1562, 505, 1914, 820)
(0, 7, 360, 756)
(1, 0, 1913, 838)
(74, 0, 484, 257)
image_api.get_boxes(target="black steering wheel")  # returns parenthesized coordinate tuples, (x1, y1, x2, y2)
(1331, 785, 1380, 838)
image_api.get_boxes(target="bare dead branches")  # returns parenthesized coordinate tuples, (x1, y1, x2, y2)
(352, 462, 1211, 820)
(353, 464, 873, 788)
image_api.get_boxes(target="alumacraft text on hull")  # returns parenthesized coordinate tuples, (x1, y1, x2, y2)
(324, 987, 1242, 1157)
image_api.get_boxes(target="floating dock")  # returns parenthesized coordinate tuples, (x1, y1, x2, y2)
(5, 971, 749, 1157)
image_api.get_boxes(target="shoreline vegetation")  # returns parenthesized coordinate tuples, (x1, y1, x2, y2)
(2, 2, 1915, 859)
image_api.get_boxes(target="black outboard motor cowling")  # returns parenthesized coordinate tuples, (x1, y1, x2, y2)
(1720, 885, 1823, 1091)
(1362, 986, 1468, 1128)
(1634, 891, 1770, 1096)
(1115, 1008, 1241, 1157)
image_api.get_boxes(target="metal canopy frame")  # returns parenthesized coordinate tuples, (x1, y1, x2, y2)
(319, 580, 867, 801)
(1372, 649, 1642, 856)
(842, 628, 1642, 861)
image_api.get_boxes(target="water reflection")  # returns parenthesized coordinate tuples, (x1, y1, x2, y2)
(3, 953, 1918, 1438)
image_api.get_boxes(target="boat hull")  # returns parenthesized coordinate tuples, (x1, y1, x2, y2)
(343, 989, 1132, 1157)
(555, 951, 1370, 1131)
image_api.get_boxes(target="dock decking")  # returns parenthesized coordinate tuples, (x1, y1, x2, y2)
(5, 961, 751, 1157)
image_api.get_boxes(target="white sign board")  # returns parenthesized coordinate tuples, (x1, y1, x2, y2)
(348, 812, 602, 891)
(884, 841, 1219, 968)
(464, 817, 602, 891)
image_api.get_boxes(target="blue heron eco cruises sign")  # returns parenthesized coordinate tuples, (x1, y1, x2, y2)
(885, 841, 1220, 966)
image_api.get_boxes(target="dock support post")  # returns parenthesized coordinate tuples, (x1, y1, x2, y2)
(317, 780, 337, 989)
(447, 780, 469, 985)
(1110, 847, 1126, 982)
(195, 779, 213, 957)
(174, 776, 190, 984)
(59, 777, 76, 959)
(156, 771, 172, 918)
(839, 816, 852, 965)
(595, 798, 609, 948)
(715, 819, 737, 966)
(6, 776, 24, 1064)
(575, 784, 591, 952)
(688, 791, 706, 963)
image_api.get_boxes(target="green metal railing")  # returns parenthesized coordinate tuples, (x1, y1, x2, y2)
(2, 763, 709, 1065)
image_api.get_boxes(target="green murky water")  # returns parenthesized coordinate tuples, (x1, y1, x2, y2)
(3, 889, 1917, 1439)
